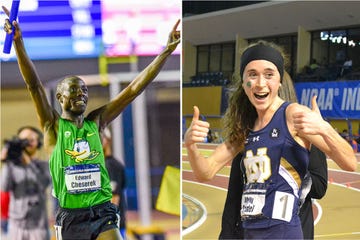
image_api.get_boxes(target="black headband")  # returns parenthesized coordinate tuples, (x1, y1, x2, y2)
(240, 44, 284, 81)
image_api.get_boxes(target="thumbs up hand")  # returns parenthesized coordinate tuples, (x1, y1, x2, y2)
(293, 96, 325, 135)
(184, 106, 210, 147)
(311, 95, 321, 114)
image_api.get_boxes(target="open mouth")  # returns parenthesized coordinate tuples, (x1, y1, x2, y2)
(75, 100, 85, 105)
(73, 99, 87, 106)
(254, 93, 269, 99)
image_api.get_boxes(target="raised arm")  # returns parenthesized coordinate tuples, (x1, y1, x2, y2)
(88, 20, 181, 127)
(184, 106, 238, 181)
(3, 7, 57, 129)
(290, 96, 357, 171)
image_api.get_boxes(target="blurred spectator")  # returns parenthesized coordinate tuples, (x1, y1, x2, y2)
(0, 147, 10, 235)
(341, 58, 353, 77)
(0, 126, 51, 240)
(207, 129, 213, 143)
(340, 129, 349, 138)
(309, 59, 320, 73)
(344, 134, 358, 153)
(0, 190, 10, 234)
(101, 128, 127, 239)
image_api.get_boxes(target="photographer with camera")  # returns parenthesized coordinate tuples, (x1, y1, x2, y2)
(1, 126, 51, 240)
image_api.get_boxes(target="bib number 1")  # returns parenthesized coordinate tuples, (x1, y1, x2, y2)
(272, 191, 294, 222)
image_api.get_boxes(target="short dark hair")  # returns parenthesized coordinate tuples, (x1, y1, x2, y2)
(17, 126, 43, 149)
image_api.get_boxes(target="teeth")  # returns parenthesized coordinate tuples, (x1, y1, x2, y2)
(254, 93, 269, 99)
(76, 100, 85, 104)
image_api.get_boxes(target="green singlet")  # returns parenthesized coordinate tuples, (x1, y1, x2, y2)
(50, 118, 112, 208)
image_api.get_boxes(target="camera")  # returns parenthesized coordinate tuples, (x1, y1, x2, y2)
(3, 137, 29, 165)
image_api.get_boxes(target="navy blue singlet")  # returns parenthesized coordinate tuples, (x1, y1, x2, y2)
(241, 102, 310, 230)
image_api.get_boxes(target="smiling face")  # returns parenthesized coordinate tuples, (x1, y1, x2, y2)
(242, 60, 281, 111)
(58, 77, 88, 116)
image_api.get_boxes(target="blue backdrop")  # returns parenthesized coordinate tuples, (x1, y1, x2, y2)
(295, 80, 360, 119)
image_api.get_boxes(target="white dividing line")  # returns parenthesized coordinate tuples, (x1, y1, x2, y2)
(182, 193, 208, 236)
(313, 199, 323, 226)
(182, 178, 229, 191)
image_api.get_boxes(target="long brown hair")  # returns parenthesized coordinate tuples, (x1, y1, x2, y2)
(222, 40, 289, 149)
(279, 71, 298, 103)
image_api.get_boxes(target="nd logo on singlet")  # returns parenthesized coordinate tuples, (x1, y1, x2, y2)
(244, 148, 271, 183)
(65, 138, 100, 163)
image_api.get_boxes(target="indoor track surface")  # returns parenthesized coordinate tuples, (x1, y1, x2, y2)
(182, 143, 360, 239)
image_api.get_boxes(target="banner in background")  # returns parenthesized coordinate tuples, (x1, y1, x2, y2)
(156, 165, 180, 216)
(295, 80, 360, 119)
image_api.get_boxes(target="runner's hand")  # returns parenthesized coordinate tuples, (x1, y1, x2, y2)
(184, 106, 210, 147)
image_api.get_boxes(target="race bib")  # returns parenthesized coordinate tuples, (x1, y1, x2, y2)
(241, 183, 266, 220)
(272, 191, 294, 222)
(64, 164, 101, 194)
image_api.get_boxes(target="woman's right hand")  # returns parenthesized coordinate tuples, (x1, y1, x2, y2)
(184, 106, 210, 147)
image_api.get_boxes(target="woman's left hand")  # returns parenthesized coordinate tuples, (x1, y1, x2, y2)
(293, 96, 326, 135)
